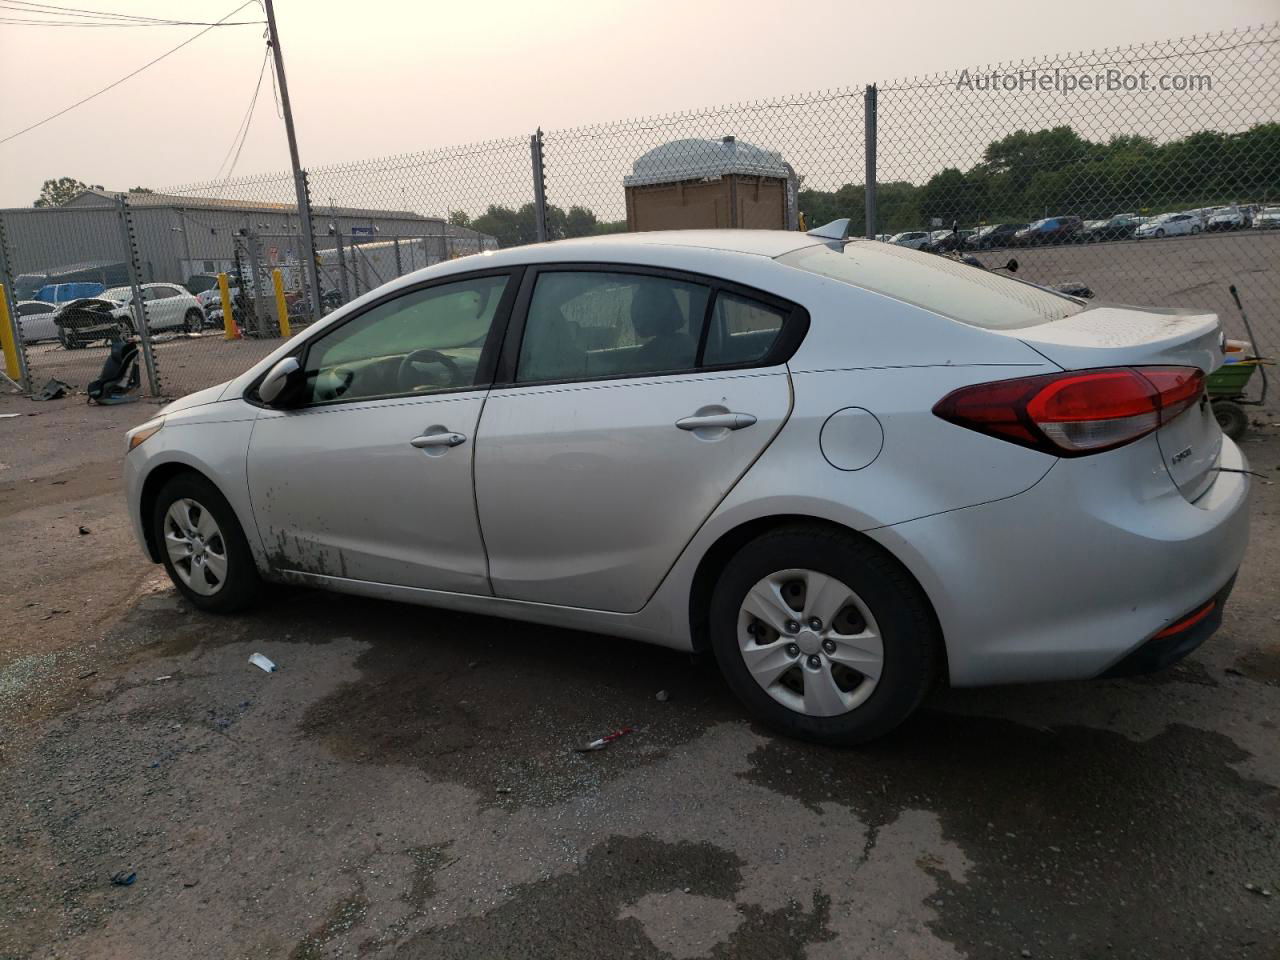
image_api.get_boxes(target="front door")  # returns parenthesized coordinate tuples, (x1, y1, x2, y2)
(247, 271, 516, 593)
(475, 267, 799, 612)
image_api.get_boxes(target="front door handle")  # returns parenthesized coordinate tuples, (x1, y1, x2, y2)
(410, 431, 467, 448)
(675, 412, 757, 431)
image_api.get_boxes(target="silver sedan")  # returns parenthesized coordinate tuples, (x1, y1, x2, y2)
(124, 227, 1249, 743)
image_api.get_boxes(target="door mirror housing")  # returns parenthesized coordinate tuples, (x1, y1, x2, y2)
(258, 356, 301, 406)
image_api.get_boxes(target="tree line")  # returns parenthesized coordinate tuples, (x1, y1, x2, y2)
(448, 204, 626, 247)
(799, 122, 1279, 235)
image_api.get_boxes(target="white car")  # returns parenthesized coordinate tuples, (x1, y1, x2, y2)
(15, 300, 61, 343)
(1207, 207, 1246, 232)
(122, 227, 1249, 744)
(1253, 206, 1280, 230)
(888, 231, 932, 250)
(105, 283, 207, 335)
(1136, 212, 1201, 239)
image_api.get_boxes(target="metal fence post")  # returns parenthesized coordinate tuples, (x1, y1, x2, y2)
(295, 169, 323, 324)
(245, 228, 274, 336)
(332, 228, 350, 304)
(530, 128, 549, 243)
(116, 196, 160, 396)
(0, 213, 30, 390)
(864, 84, 878, 240)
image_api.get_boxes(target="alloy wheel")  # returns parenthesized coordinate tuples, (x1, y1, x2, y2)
(163, 498, 228, 596)
(737, 568, 884, 717)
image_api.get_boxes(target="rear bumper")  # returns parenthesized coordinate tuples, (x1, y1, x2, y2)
(1097, 575, 1235, 678)
(866, 434, 1251, 686)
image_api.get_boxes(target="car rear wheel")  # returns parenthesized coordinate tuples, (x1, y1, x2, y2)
(709, 526, 940, 745)
(152, 473, 261, 613)
(58, 326, 81, 350)
(183, 309, 202, 333)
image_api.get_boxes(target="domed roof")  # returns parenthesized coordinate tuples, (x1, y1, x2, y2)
(623, 137, 791, 187)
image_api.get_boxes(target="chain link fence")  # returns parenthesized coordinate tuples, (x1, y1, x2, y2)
(2, 22, 1276, 400)
(871, 23, 1280, 351)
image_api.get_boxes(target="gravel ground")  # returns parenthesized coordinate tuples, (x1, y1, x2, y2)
(0, 390, 1277, 960)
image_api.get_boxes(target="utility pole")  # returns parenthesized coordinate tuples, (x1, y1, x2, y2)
(263, 0, 322, 324)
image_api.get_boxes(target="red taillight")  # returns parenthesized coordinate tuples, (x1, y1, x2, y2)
(933, 366, 1205, 456)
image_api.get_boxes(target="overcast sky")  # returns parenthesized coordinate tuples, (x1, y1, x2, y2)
(0, 0, 1276, 209)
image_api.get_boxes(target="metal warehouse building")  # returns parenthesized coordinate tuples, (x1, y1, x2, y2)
(1, 189, 497, 293)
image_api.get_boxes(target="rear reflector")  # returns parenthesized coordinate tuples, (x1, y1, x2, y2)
(933, 366, 1205, 456)
(1152, 600, 1216, 639)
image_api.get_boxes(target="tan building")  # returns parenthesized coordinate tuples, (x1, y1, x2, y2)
(624, 136, 798, 232)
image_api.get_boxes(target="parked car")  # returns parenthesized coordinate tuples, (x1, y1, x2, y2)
(34, 281, 106, 305)
(54, 298, 124, 349)
(15, 300, 61, 343)
(1253, 206, 1280, 230)
(888, 230, 932, 250)
(12, 260, 130, 302)
(55, 283, 207, 349)
(122, 228, 1249, 745)
(1136, 212, 1201, 239)
(1013, 216, 1083, 246)
(104, 283, 208, 335)
(965, 223, 1026, 249)
(925, 229, 975, 253)
(1078, 215, 1138, 243)
(1206, 207, 1246, 232)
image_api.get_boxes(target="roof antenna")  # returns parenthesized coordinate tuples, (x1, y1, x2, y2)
(806, 218, 853, 249)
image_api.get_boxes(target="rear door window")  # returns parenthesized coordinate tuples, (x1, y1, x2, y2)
(702, 292, 786, 366)
(515, 271, 710, 382)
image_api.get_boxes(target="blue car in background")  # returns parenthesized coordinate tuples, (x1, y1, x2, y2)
(35, 281, 105, 304)
(13, 260, 130, 301)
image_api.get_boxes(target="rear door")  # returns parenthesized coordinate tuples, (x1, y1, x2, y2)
(473, 266, 801, 612)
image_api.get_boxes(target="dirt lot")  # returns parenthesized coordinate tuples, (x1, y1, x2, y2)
(0, 387, 1278, 960)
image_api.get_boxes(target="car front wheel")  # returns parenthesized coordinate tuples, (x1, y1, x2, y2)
(709, 526, 940, 745)
(152, 473, 262, 613)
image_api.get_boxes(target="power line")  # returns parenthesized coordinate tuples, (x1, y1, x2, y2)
(0, 1, 258, 146)
(0, 0, 236, 22)
(215, 43, 270, 183)
(0, 15, 264, 26)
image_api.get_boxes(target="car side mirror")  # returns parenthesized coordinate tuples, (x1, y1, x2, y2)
(258, 356, 301, 406)
(1005, 258, 1018, 273)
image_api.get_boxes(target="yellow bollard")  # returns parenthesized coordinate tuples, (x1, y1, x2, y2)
(0, 283, 21, 381)
(218, 272, 237, 340)
(272, 269, 291, 338)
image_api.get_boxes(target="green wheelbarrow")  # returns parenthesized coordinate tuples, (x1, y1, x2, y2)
(1209, 285, 1271, 441)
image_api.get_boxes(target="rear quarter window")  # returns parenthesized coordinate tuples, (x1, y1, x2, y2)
(778, 242, 1085, 330)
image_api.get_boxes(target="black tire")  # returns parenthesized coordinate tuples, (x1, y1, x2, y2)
(708, 525, 941, 746)
(59, 326, 81, 350)
(152, 472, 262, 613)
(183, 309, 202, 333)
(1213, 400, 1249, 441)
(118, 316, 135, 338)
(1155, 228, 1165, 238)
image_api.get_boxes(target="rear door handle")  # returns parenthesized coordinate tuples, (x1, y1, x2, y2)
(410, 431, 467, 448)
(675, 413, 757, 431)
